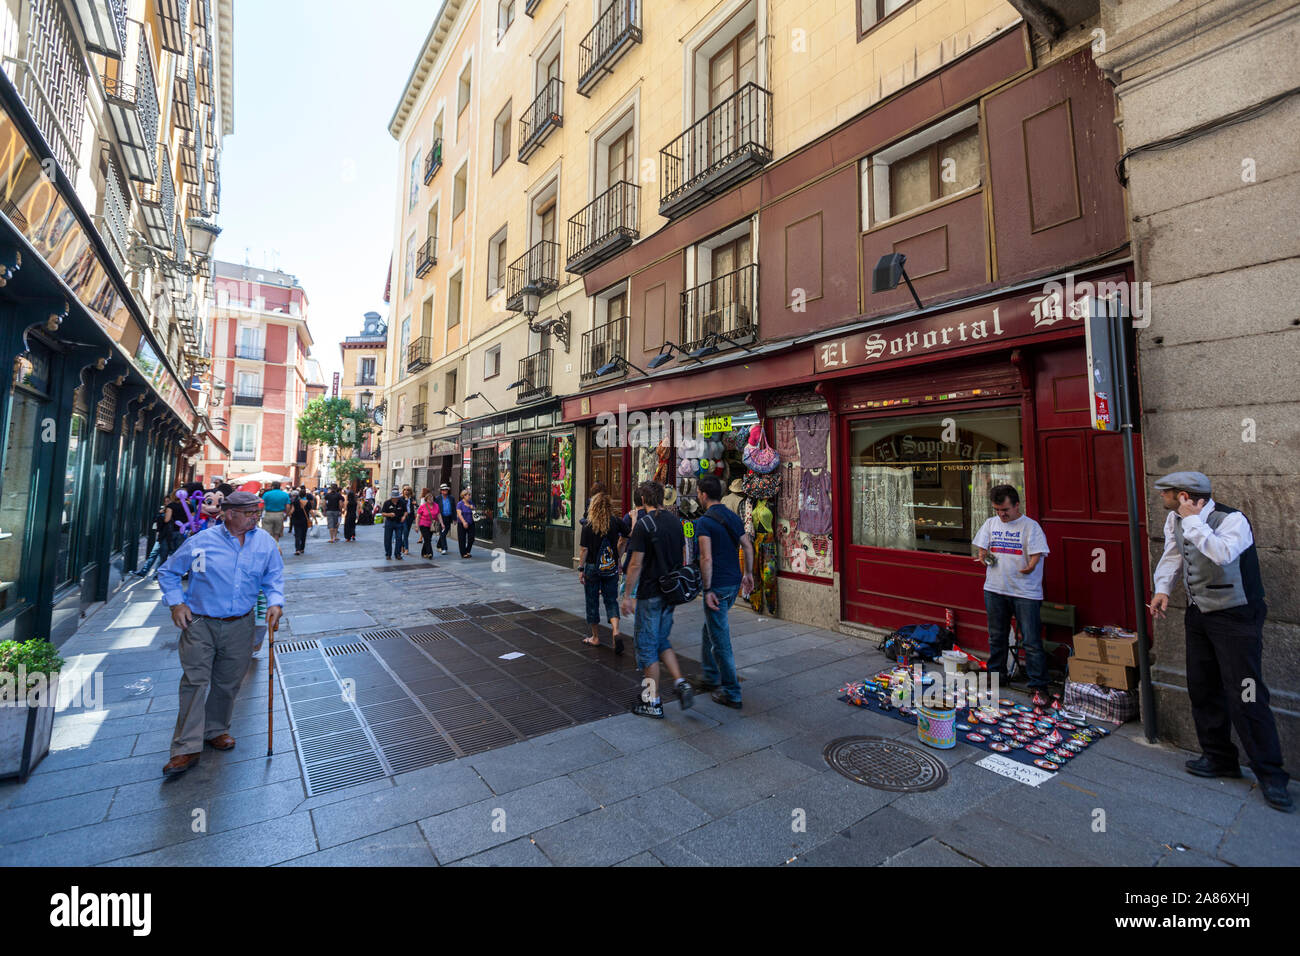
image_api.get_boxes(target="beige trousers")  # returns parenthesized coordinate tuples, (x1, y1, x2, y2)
(171, 611, 257, 756)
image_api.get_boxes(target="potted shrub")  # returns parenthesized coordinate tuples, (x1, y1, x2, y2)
(0, 638, 64, 781)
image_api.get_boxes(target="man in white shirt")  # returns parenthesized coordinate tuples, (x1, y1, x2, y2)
(972, 484, 1051, 707)
(1150, 471, 1290, 812)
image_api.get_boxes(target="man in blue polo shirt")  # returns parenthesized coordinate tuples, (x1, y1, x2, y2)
(436, 483, 456, 555)
(157, 491, 284, 776)
(693, 475, 754, 708)
(260, 481, 290, 542)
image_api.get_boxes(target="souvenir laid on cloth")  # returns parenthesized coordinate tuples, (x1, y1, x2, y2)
(741, 469, 781, 500)
(742, 422, 780, 474)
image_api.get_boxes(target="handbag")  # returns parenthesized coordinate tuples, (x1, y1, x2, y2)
(741, 470, 781, 499)
(640, 514, 701, 605)
(742, 423, 779, 474)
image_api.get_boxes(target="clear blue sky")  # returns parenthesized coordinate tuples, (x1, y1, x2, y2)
(214, 0, 440, 384)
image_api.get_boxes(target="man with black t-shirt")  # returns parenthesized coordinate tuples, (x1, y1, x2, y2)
(380, 487, 408, 561)
(323, 484, 343, 543)
(620, 481, 694, 718)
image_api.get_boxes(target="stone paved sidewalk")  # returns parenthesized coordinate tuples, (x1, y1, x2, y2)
(1, 521, 1295, 866)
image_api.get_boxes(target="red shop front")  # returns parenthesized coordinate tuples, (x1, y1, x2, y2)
(818, 268, 1148, 656)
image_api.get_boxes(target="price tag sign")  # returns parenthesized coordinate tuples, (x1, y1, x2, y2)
(699, 415, 732, 434)
(976, 753, 1054, 787)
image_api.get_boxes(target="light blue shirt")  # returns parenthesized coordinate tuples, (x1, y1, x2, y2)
(157, 523, 285, 616)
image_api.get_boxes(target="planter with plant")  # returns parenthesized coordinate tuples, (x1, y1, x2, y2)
(0, 638, 64, 781)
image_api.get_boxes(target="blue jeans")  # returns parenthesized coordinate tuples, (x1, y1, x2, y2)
(984, 590, 1048, 689)
(384, 521, 401, 558)
(701, 585, 741, 702)
(399, 521, 412, 552)
(583, 570, 619, 624)
(634, 594, 674, 669)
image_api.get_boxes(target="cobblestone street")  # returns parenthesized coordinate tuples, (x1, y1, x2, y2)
(1, 523, 1295, 866)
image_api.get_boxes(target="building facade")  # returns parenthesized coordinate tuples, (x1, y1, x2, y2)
(0, 0, 232, 645)
(197, 260, 315, 487)
(338, 309, 387, 490)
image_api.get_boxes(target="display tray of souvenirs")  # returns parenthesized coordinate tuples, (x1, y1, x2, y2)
(838, 666, 1115, 773)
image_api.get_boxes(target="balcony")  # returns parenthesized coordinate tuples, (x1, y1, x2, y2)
(102, 19, 159, 182)
(577, 0, 641, 97)
(411, 403, 428, 432)
(354, 374, 377, 387)
(518, 76, 563, 163)
(70, 0, 127, 58)
(680, 263, 758, 353)
(415, 236, 437, 277)
(137, 149, 174, 248)
(295, 446, 308, 465)
(232, 450, 256, 461)
(580, 317, 626, 384)
(102, 158, 131, 272)
(233, 388, 264, 406)
(506, 240, 560, 312)
(235, 344, 265, 361)
(423, 139, 443, 184)
(566, 181, 639, 275)
(660, 82, 773, 220)
(515, 349, 553, 403)
(406, 335, 431, 373)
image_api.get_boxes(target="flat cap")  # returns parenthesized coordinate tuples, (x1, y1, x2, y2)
(1154, 471, 1212, 496)
(220, 490, 262, 509)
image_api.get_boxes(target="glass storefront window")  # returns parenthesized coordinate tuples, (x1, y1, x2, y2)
(0, 389, 41, 610)
(549, 434, 573, 526)
(56, 415, 87, 586)
(849, 407, 1024, 555)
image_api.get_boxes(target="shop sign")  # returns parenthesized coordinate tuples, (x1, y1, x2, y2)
(0, 105, 196, 430)
(699, 414, 732, 434)
(430, 439, 458, 455)
(813, 273, 1126, 376)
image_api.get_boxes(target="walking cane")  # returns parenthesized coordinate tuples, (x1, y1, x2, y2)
(267, 617, 278, 757)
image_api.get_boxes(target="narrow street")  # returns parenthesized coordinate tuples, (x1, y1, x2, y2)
(1, 523, 1293, 867)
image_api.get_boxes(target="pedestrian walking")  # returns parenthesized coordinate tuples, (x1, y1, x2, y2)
(620, 480, 695, 718)
(693, 475, 755, 708)
(259, 481, 290, 540)
(972, 484, 1051, 706)
(618, 487, 646, 602)
(579, 492, 625, 652)
(288, 486, 314, 555)
(417, 491, 437, 559)
(343, 488, 358, 542)
(456, 488, 476, 558)
(155, 491, 284, 776)
(137, 491, 184, 577)
(380, 486, 408, 560)
(323, 483, 343, 543)
(1150, 471, 1292, 812)
(435, 483, 455, 555)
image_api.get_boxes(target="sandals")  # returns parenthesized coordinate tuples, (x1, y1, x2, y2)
(582, 636, 601, 646)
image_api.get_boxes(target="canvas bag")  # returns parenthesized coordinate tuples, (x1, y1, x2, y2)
(742, 423, 780, 474)
(640, 514, 701, 605)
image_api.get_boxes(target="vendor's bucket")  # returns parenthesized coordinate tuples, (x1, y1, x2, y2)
(917, 703, 957, 750)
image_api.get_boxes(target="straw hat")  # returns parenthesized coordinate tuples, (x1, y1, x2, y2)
(728, 478, 745, 494)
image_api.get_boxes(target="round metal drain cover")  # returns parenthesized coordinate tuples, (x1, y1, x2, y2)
(823, 736, 949, 792)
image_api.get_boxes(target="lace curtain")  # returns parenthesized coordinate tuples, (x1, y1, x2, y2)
(969, 462, 1027, 531)
(851, 465, 914, 550)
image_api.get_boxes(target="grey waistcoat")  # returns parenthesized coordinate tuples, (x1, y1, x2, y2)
(1174, 507, 1260, 612)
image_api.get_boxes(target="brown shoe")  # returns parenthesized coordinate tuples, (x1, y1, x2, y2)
(163, 753, 201, 776)
(205, 734, 236, 751)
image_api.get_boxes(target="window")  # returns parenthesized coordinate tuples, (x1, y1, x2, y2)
(484, 345, 501, 379)
(453, 165, 468, 219)
(421, 295, 434, 337)
(399, 316, 411, 378)
(445, 369, 457, 404)
(360, 357, 376, 382)
(538, 200, 557, 245)
(488, 226, 508, 295)
(498, 0, 516, 39)
(457, 62, 472, 117)
(404, 233, 417, 297)
(864, 108, 981, 227)
(848, 408, 1024, 555)
(708, 24, 757, 112)
(858, 0, 915, 38)
(233, 422, 257, 453)
(448, 271, 463, 328)
(408, 150, 421, 211)
(493, 101, 512, 171)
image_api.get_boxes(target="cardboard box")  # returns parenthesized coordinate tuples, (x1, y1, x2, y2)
(1072, 631, 1139, 667)
(1069, 656, 1137, 690)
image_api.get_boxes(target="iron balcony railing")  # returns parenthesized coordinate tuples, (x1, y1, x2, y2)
(354, 374, 377, 386)
(580, 317, 626, 384)
(506, 240, 560, 312)
(423, 138, 443, 183)
(660, 82, 773, 219)
(17, 0, 89, 175)
(518, 76, 563, 162)
(411, 403, 428, 431)
(137, 149, 175, 247)
(156, 0, 188, 53)
(516, 349, 553, 403)
(71, 0, 128, 58)
(416, 235, 437, 277)
(102, 157, 130, 271)
(680, 262, 758, 353)
(235, 344, 265, 361)
(232, 450, 256, 460)
(566, 180, 639, 275)
(406, 335, 432, 373)
(233, 388, 263, 406)
(577, 0, 641, 96)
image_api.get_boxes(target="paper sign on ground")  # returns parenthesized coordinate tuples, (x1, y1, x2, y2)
(498, 652, 525, 660)
(976, 753, 1055, 787)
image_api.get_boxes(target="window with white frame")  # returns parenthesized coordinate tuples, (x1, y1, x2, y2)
(453, 165, 468, 219)
(858, 0, 915, 38)
(404, 233, 417, 297)
(408, 149, 421, 211)
(594, 281, 629, 329)
(448, 270, 463, 328)
(484, 344, 501, 379)
(861, 106, 981, 229)
(493, 101, 512, 171)
(594, 110, 636, 195)
(687, 2, 760, 125)
(360, 357, 376, 383)
(498, 0, 516, 40)
(399, 316, 411, 378)
(530, 178, 559, 246)
(233, 422, 257, 453)
(487, 226, 508, 295)
(457, 61, 472, 117)
(534, 29, 562, 97)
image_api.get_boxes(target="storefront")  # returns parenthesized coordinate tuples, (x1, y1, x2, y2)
(459, 400, 575, 567)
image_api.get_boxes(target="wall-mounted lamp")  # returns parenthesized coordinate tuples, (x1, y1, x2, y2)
(871, 253, 924, 311)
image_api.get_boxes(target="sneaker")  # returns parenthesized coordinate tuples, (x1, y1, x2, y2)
(1261, 781, 1295, 813)
(1185, 755, 1242, 779)
(632, 700, 664, 719)
(676, 679, 695, 711)
(710, 689, 742, 709)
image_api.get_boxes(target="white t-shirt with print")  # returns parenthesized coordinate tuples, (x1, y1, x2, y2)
(972, 514, 1050, 600)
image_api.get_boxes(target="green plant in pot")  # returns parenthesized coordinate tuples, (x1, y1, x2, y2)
(0, 638, 65, 782)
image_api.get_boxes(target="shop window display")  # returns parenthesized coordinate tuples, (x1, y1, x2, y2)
(771, 405, 834, 580)
(849, 407, 1024, 555)
(549, 434, 573, 525)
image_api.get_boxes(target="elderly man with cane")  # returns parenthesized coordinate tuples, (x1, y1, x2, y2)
(156, 491, 285, 776)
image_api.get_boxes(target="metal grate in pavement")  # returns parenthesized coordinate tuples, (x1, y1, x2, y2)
(485, 599, 528, 613)
(374, 562, 439, 571)
(274, 640, 320, 656)
(823, 736, 949, 793)
(427, 606, 468, 621)
(361, 628, 405, 641)
(323, 642, 369, 657)
(303, 750, 387, 793)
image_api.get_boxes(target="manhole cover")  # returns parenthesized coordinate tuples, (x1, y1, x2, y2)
(823, 736, 949, 792)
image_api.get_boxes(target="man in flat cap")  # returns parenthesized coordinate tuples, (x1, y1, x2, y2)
(156, 490, 285, 776)
(1150, 471, 1291, 811)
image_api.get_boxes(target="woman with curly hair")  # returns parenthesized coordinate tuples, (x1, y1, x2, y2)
(578, 492, 625, 653)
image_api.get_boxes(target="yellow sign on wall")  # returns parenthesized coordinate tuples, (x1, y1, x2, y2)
(699, 415, 732, 434)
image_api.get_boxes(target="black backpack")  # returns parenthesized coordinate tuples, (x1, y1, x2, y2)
(640, 514, 701, 605)
(595, 529, 619, 578)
